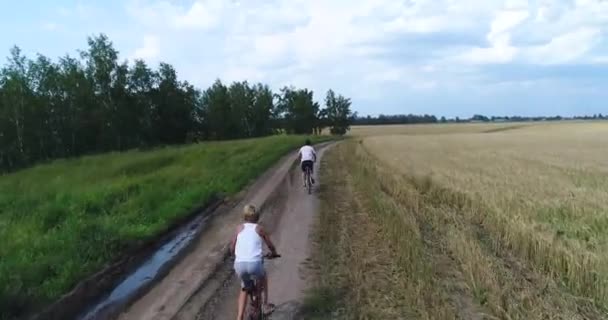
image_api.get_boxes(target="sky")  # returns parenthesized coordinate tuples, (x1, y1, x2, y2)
(1, 0, 607, 118)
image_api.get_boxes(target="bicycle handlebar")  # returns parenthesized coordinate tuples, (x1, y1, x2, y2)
(264, 252, 281, 259)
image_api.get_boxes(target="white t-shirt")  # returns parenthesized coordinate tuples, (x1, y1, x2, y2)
(235, 223, 263, 262)
(299, 145, 316, 162)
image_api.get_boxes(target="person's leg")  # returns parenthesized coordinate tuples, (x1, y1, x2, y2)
(254, 262, 274, 314)
(262, 275, 268, 305)
(300, 163, 307, 187)
(260, 275, 275, 315)
(234, 262, 249, 320)
(306, 161, 315, 184)
(237, 290, 247, 320)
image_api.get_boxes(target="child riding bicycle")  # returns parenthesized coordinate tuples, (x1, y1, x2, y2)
(231, 204, 279, 320)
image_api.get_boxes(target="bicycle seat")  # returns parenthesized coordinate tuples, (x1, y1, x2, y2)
(242, 279, 256, 293)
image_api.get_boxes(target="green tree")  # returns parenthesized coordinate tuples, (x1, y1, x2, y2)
(277, 86, 318, 134)
(128, 59, 158, 146)
(153, 63, 194, 144)
(1, 46, 32, 168)
(250, 83, 277, 136)
(81, 34, 120, 151)
(56, 55, 95, 156)
(201, 79, 231, 140)
(324, 89, 352, 135)
(228, 81, 254, 138)
(0, 33, 347, 172)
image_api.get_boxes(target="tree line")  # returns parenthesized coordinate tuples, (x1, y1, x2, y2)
(352, 113, 607, 126)
(352, 113, 438, 125)
(0, 34, 352, 172)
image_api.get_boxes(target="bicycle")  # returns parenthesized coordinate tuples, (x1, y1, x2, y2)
(304, 166, 313, 195)
(242, 252, 281, 320)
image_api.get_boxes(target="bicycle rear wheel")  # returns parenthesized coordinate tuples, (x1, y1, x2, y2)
(307, 168, 312, 194)
(247, 289, 263, 320)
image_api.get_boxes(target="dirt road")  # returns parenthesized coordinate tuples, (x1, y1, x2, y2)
(116, 144, 332, 320)
(193, 145, 331, 320)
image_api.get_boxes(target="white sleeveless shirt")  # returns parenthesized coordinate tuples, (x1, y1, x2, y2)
(235, 223, 263, 262)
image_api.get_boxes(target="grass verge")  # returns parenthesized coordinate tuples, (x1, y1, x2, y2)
(302, 142, 458, 319)
(0, 135, 330, 320)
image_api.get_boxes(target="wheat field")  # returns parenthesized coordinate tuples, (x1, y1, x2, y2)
(306, 121, 608, 319)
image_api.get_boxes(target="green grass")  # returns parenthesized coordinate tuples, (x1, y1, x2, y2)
(0, 135, 329, 320)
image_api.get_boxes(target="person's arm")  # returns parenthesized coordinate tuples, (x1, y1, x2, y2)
(312, 148, 317, 162)
(256, 225, 277, 255)
(230, 224, 244, 256)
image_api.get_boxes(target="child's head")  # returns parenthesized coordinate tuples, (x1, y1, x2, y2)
(243, 204, 260, 223)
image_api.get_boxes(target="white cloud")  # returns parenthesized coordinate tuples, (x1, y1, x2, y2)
(112, 0, 608, 114)
(454, 0, 608, 66)
(131, 35, 161, 61)
(525, 27, 602, 64)
(173, 1, 223, 30)
(127, 0, 224, 31)
(488, 9, 530, 39)
(590, 55, 608, 64)
(459, 37, 519, 64)
(457, 9, 529, 64)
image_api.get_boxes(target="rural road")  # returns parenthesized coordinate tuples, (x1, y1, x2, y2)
(194, 145, 331, 320)
(116, 143, 332, 320)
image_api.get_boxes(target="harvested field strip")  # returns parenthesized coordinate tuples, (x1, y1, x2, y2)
(306, 141, 606, 319)
(482, 124, 528, 133)
(357, 141, 607, 318)
(306, 142, 476, 319)
(363, 128, 608, 311)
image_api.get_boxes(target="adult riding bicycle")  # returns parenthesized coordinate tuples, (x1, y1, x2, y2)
(304, 164, 313, 194)
(299, 139, 316, 194)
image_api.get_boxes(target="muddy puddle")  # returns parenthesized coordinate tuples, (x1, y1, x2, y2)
(77, 213, 212, 320)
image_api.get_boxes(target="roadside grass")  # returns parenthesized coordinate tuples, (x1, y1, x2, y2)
(303, 142, 458, 319)
(0, 135, 330, 320)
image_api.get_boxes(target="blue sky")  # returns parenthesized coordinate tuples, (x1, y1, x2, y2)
(1, 0, 607, 117)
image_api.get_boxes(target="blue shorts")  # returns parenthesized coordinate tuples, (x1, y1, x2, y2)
(234, 260, 266, 288)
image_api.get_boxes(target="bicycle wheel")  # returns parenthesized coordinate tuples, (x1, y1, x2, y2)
(306, 169, 312, 194)
(248, 292, 262, 320)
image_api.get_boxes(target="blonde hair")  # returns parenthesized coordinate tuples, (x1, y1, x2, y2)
(243, 204, 259, 222)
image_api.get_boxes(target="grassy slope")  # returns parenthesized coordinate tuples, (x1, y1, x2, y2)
(0, 135, 328, 319)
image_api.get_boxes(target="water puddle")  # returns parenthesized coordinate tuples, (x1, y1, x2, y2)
(77, 214, 210, 320)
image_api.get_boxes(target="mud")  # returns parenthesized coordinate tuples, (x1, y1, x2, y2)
(78, 204, 220, 320)
(29, 197, 224, 320)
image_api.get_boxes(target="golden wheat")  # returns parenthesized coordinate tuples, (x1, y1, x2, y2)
(306, 122, 608, 318)
(362, 122, 608, 313)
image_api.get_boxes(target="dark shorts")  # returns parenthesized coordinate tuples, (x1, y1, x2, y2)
(301, 160, 314, 172)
